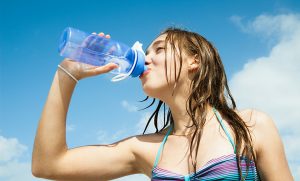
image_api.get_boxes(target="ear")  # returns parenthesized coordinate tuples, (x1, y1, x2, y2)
(188, 55, 200, 73)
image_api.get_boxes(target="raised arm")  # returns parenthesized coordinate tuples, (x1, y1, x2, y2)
(32, 57, 141, 180)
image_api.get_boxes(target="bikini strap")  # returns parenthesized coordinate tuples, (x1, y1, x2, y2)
(153, 124, 173, 168)
(213, 107, 236, 153)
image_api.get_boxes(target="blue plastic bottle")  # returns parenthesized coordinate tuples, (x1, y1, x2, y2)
(58, 27, 147, 82)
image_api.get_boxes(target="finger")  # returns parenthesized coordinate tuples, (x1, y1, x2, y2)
(105, 34, 111, 39)
(98, 32, 105, 37)
(89, 63, 118, 75)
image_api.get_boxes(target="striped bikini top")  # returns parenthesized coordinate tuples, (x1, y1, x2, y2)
(151, 108, 260, 181)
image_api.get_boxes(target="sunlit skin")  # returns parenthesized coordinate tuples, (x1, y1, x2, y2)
(140, 33, 205, 135)
(32, 31, 294, 181)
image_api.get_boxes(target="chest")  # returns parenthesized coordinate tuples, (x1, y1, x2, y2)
(134, 132, 236, 177)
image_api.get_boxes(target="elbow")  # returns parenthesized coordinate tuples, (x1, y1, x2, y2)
(31, 167, 43, 178)
(31, 158, 44, 178)
(31, 161, 56, 179)
(32, 168, 57, 180)
(31, 150, 66, 179)
(31, 152, 61, 179)
(31, 159, 41, 177)
(31, 164, 49, 178)
(31, 165, 44, 178)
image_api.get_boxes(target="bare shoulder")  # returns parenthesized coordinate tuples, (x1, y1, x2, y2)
(127, 129, 168, 176)
(236, 108, 275, 130)
(130, 128, 169, 154)
(236, 108, 279, 152)
(129, 127, 170, 149)
(236, 109, 293, 180)
(129, 132, 164, 152)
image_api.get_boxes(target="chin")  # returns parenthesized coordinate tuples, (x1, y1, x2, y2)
(141, 81, 169, 99)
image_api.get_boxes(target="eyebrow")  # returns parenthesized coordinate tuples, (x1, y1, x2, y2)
(145, 40, 165, 55)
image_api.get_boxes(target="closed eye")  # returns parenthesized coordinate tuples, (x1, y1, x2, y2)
(156, 47, 165, 53)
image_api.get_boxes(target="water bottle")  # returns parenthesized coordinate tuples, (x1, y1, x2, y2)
(58, 27, 147, 82)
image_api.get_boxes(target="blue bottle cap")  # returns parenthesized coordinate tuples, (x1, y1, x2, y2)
(130, 41, 147, 77)
(131, 50, 147, 77)
(111, 41, 147, 82)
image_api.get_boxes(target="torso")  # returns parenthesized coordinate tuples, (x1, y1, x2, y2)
(131, 109, 259, 178)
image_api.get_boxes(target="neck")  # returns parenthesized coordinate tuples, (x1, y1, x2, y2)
(164, 94, 215, 136)
(159, 79, 215, 136)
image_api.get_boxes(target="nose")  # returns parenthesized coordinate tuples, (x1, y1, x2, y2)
(145, 55, 151, 65)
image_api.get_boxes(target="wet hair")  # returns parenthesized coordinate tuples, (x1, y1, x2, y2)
(140, 27, 256, 180)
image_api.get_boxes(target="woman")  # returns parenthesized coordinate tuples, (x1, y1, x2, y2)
(32, 28, 293, 180)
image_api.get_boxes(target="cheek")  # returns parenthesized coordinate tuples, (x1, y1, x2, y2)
(152, 53, 172, 74)
(144, 52, 179, 92)
(162, 54, 181, 85)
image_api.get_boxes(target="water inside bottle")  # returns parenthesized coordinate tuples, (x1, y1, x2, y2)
(80, 34, 133, 74)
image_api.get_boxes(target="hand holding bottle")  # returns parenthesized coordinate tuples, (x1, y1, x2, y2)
(58, 32, 119, 81)
(58, 27, 147, 82)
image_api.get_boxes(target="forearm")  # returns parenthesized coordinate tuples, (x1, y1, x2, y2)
(32, 67, 77, 174)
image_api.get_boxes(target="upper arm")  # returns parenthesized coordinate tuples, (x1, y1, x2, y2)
(48, 136, 141, 181)
(252, 110, 294, 180)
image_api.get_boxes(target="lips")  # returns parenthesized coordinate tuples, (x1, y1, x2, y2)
(139, 68, 151, 78)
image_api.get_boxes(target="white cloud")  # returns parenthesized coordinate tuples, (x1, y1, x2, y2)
(0, 136, 27, 162)
(121, 100, 138, 112)
(0, 135, 45, 181)
(230, 13, 300, 179)
(230, 14, 300, 41)
(0, 161, 46, 181)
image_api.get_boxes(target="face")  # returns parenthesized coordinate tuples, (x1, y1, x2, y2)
(140, 34, 193, 99)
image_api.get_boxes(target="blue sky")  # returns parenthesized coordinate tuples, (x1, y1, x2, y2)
(1, 0, 300, 180)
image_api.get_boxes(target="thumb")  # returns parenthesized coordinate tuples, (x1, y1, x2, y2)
(92, 63, 119, 75)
